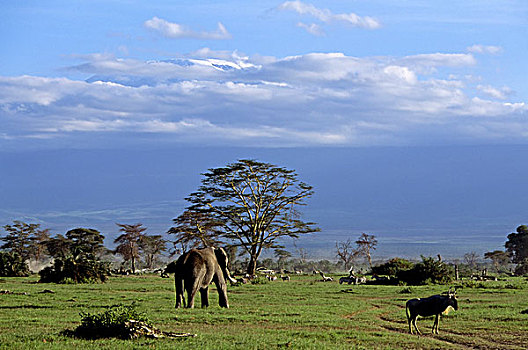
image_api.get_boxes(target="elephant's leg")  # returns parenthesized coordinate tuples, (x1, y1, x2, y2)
(200, 287, 209, 308)
(175, 276, 184, 308)
(186, 277, 202, 308)
(215, 280, 229, 308)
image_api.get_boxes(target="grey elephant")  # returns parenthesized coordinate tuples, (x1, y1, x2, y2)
(164, 247, 237, 308)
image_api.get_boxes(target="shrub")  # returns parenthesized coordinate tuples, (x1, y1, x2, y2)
(74, 303, 151, 339)
(0, 251, 30, 277)
(397, 256, 453, 285)
(372, 258, 414, 277)
(39, 257, 110, 283)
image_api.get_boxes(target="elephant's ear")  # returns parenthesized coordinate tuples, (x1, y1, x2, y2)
(214, 247, 228, 268)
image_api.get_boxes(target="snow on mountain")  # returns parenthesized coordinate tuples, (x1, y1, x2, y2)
(86, 57, 259, 87)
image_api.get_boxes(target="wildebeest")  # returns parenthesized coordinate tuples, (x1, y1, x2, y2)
(406, 288, 458, 335)
(339, 276, 366, 285)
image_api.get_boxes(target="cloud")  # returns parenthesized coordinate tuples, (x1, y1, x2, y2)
(144, 17, 231, 40)
(477, 85, 512, 100)
(0, 50, 526, 148)
(466, 44, 503, 55)
(278, 1, 380, 32)
(296, 22, 324, 36)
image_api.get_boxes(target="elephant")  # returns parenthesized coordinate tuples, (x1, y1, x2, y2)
(164, 247, 237, 308)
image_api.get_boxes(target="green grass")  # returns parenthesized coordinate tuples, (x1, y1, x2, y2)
(1, 274, 527, 349)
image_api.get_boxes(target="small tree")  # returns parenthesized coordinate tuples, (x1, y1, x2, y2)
(139, 235, 167, 269)
(484, 250, 510, 273)
(1, 221, 49, 261)
(464, 252, 478, 273)
(1, 221, 51, 275)
(355, 233, 377, 269)
(335, 239, 359, 271)
(114, 223, 146, 273)
(29, 228, 51, 263)
(66, 228, 107, 260)
(274, 248, 292, 270)
(39, 228, 109, 283)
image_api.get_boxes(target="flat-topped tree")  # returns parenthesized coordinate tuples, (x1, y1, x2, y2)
(184, 159, 319, 275)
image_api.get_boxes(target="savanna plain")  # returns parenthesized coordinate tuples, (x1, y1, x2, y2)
(1, 274, 527, 349)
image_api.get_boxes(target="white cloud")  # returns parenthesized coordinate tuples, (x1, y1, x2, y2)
(466, 44, 503, 55)
(144, 17, 231, 40)
(278, 1, 380, 31)
(296, 22, 324, 36)
(1, 51, 526, 148)
(477, 85, 511, 100)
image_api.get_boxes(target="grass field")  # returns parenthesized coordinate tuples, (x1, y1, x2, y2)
(1, 274, 527, 349)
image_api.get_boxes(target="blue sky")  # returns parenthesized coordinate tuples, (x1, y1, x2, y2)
(1, 1, 527, 259)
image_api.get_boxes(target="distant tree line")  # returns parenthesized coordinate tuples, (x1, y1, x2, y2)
(0, 221, 167, 282)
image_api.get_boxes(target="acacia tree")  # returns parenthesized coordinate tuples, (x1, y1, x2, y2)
(183, 159, 319, 275)
(114, 223, 146, 273)
(1, 221, 49, 261)
(484, 250, 510, 273)
(39, 228, 109, 283)
(355, 233, 377, 269)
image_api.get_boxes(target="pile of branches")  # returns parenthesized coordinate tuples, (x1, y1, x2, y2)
(72, 303, 195, 340)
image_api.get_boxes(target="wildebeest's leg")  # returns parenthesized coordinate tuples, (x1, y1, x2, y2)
(200, 287, 209, 308)
(433, 314, 439, 334)
(406, 305, 413, 334)
(413, 317, 421, 335)
(407, 314, 413, 334)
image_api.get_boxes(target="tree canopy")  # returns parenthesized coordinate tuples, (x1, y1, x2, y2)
(173, 159, 319, 275)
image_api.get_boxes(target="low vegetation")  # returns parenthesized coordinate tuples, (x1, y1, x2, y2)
(1, 274, 527, 349)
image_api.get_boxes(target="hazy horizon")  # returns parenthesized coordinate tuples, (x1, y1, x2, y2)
(1, 145, 524, 261)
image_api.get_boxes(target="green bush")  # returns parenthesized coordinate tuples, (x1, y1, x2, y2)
(397, 256, 453, 285)
(74, 303, 151, 339)
(0, 251, 30, 277)
(372, 258, 414, 277)
(39, 257, 110, 283)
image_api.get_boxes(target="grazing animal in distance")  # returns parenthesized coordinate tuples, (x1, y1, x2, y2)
(280, 275, 290, 281)
(319, 271, 333, 282)
(406, 288, 458, 335)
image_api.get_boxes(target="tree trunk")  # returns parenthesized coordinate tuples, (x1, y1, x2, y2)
(247, 255, 257, 276)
